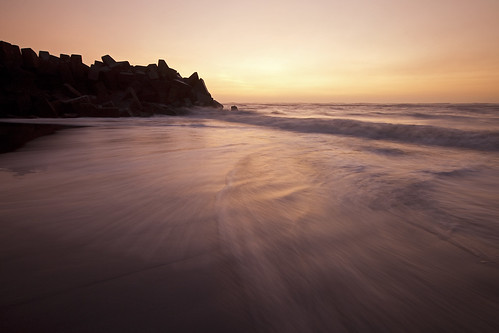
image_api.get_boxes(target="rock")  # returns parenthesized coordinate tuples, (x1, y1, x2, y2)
(231, 105, 238, 111)
(146, 64, 159, 80)
(98, 106, 120, 117)
(70, 54, 82, 65)
(60, 54, 71, 63)
(191, 78, 212, 105)
(32, 95, 58, 117)
(117, 71, 135, 89)
(88, 63, 102, 81)
(92, 81, 110, 103)
(133, 65, 147, 73)
(168, 79, 191, 102)
(186, 72, 199, 87)
(99, 67, 117, 89)
(62, 95, 92, 105)
(57, 95, 91, 115)
(63, 83, 82, 98)
(1, 41, 222, 118)
(150, 80, 170, 104)
(0, 41, 22, 67)
(125, 86, 143, 112)
(43, 55, 61, 76)
(144, 102, 177, 116)
(101, 54, 117, 67)
(212, 100, 224, 109)
(157, 59, 169, 78)
(21, 48, 39, 69)
(157, 60, 181, 80)
(70, 54, 86, 80)
(112, 61, 131, 71)
(37, 51, 54, 76)
(78, 103, 120, 117)
(58, 61, 74, 85)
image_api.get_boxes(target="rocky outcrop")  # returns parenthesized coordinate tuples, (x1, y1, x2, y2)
(0, 41, 223, 118)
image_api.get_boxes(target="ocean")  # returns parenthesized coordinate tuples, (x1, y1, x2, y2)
(1, 103, 499, 332)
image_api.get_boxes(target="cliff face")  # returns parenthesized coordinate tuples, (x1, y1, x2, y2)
(0, 41, 223, 118)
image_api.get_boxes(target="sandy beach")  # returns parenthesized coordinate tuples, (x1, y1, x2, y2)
(1, 110, 499, 332)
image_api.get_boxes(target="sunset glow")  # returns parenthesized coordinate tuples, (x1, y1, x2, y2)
(1, 0, 498, 102)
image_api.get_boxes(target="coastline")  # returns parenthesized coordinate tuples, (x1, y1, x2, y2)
(1, 105, 498, 332)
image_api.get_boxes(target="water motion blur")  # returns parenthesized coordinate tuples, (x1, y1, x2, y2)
(1, 103, 499, 332)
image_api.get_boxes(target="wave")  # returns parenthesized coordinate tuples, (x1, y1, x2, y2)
(209, 113, 499, 151)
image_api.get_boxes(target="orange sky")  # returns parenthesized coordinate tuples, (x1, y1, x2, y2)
(1, 0, 498, 103)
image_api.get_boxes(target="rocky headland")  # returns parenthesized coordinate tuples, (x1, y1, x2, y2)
(0, 41, 223, 118)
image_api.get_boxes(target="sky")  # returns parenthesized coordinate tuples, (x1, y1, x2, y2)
(1, 0, 499, 103)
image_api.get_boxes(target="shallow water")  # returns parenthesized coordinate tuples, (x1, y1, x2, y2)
(1, 104, 499, 332)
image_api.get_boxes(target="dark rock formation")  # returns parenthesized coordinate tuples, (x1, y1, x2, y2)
(0, 122, 81, 153)
(0, 41, 223, 118)
(231, 105, 238, 111)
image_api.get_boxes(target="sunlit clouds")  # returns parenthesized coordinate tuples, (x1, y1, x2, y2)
(1, 0, 498, 102)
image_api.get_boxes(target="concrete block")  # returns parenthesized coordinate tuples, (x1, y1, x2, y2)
(101, 54, 116, 67)
(146, 64, 159, 80)
(0, 41, 22, 67)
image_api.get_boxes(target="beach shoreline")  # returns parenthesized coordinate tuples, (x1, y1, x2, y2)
(1, 105, 498, 332)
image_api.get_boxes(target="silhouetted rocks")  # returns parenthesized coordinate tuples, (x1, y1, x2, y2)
(0, 122, 81, 153)
(0, 41, 224, 118)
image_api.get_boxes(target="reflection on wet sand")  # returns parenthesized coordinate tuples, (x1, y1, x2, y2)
(1, 116, 499, 332)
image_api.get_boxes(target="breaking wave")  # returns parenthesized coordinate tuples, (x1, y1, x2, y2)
(213, 114, 499, 151)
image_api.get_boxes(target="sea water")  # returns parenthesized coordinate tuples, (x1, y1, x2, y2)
(1, 104, 499, 332)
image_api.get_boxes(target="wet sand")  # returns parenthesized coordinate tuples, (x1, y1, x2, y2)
(1, 120, 498, 332)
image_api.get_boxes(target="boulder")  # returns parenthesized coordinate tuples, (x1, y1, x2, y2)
(78, 103, 120, 117)
(93, 81, 110, 103)
(39, 51, 50, 63)
(60, 54, 71, 63)
(70, 54, 82, 65)
(157, 60, 181, 80)
(186, 72, 199, 87)
(1, 41, 223, 117)
(45, 55, 61, 76)
(98, 106, 120, 117)
(133, 65, 147, 73)
(117, 71, 135, 89)
(32, 95, 58, 117)
(58, 62, 74, 85)
(191, 78, 212, 105)
(113, 61, 131, 71)
(125, 86, 143, 110)
(59, 95, 91, 115)
(37, 51, 53, 75)
(0, 41, 22, 67)
(211, 100, 224, 109)
(157, 59, 169, 78)
(146, 64, 159, 80)
(63, 83, 82, 98)
(21, 48, 39, 69)
(70, 54, 86, 80)
(88, 63, 102, 81)
(150, 80, 171, 104)
(231, 105, 238, 111)
(101, 54, 117, 67)
(99, 67, 117, 89)
(168, 79, 191, 102)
